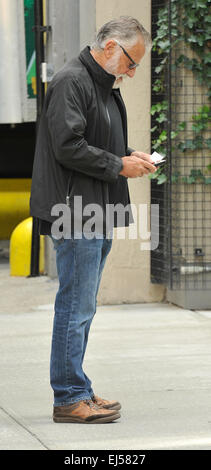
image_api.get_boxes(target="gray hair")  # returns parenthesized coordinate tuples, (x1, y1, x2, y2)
(91, 16, 152, 53)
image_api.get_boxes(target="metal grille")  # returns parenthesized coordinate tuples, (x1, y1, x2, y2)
(151, 0, 211, 292)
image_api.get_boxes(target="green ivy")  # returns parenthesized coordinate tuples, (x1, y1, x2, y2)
(151, 0, 211, 185)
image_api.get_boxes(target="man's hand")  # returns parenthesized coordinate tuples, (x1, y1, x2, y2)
(120, 154, 156, 178)
(130, 151, 155, 164)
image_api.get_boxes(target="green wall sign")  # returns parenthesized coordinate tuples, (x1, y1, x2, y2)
(24, 0, 36, 98)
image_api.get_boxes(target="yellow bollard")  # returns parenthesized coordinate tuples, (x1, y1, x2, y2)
(10, 217, 44, 276)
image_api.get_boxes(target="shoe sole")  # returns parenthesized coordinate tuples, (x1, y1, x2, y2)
(53, 412, 121, 424)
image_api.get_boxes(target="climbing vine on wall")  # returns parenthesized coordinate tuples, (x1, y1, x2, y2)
(150, 0, 211, 184)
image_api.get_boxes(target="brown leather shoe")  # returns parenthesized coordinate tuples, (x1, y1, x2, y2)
(53, 399, 121, 424)
(92, 394, 121, 411)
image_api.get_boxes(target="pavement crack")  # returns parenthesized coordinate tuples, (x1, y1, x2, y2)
(0, 405, 49, 450)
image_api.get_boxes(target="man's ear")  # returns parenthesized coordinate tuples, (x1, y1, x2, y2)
(103, 40, 117, 59)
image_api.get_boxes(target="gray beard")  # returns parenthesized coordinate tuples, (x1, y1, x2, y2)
(112, 81, 121, 89)
(112, 76, 127, 89)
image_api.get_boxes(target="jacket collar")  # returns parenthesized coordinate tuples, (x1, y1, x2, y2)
(79, 46, 116, 92)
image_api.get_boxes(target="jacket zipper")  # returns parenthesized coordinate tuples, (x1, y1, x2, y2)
(66, 175, 71, 207)
(106, 105, 111, 147)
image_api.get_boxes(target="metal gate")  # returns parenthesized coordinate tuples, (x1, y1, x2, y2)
(151, 0, 211, 308)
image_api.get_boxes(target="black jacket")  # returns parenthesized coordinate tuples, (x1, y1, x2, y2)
(30, 46, 133, 231)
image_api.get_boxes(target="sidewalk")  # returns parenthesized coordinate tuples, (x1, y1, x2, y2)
(0, 260, 211, 450)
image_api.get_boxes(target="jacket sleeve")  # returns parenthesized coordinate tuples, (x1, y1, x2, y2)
(46, 77, 123, 183)
(126, 147, 135, 156)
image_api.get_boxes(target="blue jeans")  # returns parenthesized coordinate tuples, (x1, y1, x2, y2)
(49, 234, 112, 406)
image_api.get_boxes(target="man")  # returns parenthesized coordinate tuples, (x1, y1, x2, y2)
(30, 16, 156, 424)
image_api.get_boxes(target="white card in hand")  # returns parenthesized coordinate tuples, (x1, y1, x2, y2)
(151, 151, 165, 163)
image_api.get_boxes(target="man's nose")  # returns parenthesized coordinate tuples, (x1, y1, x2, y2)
(126, 68, 136, 78)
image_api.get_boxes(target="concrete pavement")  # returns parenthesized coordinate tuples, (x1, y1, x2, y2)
(0, 260, 211, 450)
